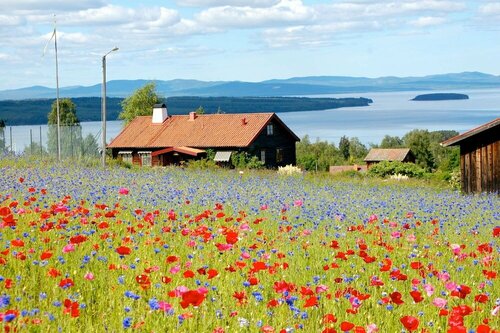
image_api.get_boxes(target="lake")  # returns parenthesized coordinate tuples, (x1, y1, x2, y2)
(3, 88, 499, 153)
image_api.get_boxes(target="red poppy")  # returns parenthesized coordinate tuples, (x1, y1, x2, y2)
(59, 278, 74, 289)
(11, 239, 24, 247)
(409, 290, 424, 303)
(475, 294, 489, 303)
(477, 324, 491, 333)
(451, 285, 471, 299)
(322, 329, 337, 333)
(400, 316, 419, 331)
(323, 313, 337, 324)
(116, 246, 131, 256)
(70, 235, 87, 244)
(340, 321, 355, 331)
(0, 206, 11, 216)
(389, 291, 404, 305)
(410, 261, 423, 269)
(40, 251, 53, 260)
(183, 270, 195, 278)
(180, 290, 206, 308)
(303, 296, 318, 308)
(207, 269, 218, 279)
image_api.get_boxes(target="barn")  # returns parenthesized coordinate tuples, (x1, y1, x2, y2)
(441, 118, 500, 193)
(364, 148, 415, 169)
(107, 104, 300, 168)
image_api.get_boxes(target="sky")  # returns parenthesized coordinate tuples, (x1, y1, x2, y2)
(0, 0, 499, 90)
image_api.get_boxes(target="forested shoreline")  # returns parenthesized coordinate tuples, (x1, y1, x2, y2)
(0, 96, 372, 126)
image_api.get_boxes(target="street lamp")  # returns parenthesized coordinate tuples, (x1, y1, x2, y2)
(101, 47, 119, 167)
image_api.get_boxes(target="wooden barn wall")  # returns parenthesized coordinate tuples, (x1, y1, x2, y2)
(459, 127, 499, 193)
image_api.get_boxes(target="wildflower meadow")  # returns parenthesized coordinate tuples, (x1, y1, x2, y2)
(0, 162, 498, 332)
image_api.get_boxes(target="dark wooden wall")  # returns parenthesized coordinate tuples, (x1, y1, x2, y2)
(458, 126, 499, 193)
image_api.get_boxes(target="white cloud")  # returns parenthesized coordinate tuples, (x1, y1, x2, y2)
(176, 0, 279, 7)
(478, 2, 500, 16)
(409, 16, 446, 28)
(195, 0, 315, 28)
(1, 0, 105, 11)
(55, 5, 180, 29)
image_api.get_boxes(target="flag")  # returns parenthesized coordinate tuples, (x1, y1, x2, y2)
(42, 28, 56, 57)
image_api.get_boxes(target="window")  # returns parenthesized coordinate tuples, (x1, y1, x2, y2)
(266, 124, 274, 136)
(260, 149, 266, 164)
(276, 148, 284, 164)
(138, 151, 152, 166)
(118, 151, 133, 164)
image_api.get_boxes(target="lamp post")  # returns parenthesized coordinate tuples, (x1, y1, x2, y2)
(101, 47, 118, 167)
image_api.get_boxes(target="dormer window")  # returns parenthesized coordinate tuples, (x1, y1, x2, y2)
(266, 124, 274, 136)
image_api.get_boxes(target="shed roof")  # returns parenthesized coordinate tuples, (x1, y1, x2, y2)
(108, 113, 299, 149)
(364, 148, 412, 162)
(441, 118, 500, 147)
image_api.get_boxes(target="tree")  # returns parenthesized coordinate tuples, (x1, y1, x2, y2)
(47, 98, 83, 158)
(403, 129, 435, 171)
(348, 137, 368, 163)
(380, 135, 404, 148)
(119, 82, 163, 125)
(339, 135, 350, 161)
(195, 106, 206, 115)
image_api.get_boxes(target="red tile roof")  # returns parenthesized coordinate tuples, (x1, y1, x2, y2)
(441, 118, 500, 147)
(364, 148, 412, 162)
(108, 113, 298, 149)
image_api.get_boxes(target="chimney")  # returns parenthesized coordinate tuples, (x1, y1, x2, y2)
(241, 117, 247, 125)
(189, 112, 197, 121)
(152, 103, 168, 124)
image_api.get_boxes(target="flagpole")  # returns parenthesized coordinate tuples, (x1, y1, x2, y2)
(54, 15, 61, 162)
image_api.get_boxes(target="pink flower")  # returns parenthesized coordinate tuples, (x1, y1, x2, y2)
(445, 282, 457, 291)
(406, 234, 416, 242)
(315, 285, 329, 294)
(293, 200, 303, 207)
(437, 271, 450, 282)
(432, 298, 447, 308)
(170, 265, 180, 274)
(390, 231, 402, 239)
(63, 244, 75, 253)
(423, 284, 435, 296)
(241, 252, 251, 259)
(158, 301, 172, 313)
(84, 272, 95, 280)
(260, 205, 268, 210)
(239, 223, 250, 231)
(368, 214, 378, 223)
(118, 187, 129, 195)
(450, 244, 461, 255)
(367, 324, 379, 333)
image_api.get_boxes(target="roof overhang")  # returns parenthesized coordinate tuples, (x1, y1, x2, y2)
(441, 118, 500, 147)
(151, 146, 206, 157)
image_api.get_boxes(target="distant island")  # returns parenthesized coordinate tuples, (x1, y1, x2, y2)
(411, 93, 469, 101)
(0, 96, 373, 126)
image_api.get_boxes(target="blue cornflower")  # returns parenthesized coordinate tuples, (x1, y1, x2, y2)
(123, 317, 132, 329)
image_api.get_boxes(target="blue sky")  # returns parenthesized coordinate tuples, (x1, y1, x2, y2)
(1, 0, 499, 90)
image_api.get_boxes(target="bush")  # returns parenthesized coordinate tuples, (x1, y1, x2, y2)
(368, 161, 425, 178)
(277, 164, 302, 176)
(231, 152, 264, 170)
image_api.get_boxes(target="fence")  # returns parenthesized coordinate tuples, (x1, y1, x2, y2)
(0, 124, 102, 160)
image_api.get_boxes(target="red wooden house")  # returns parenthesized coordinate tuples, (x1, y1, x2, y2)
(107, 104, 299, 168)
(441, 118, 500, 193)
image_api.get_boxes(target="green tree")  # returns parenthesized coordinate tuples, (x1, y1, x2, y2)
(47, 99, 83, 158)
(0, 119, 5, 152)
(380, 135, 404, 148)
(195, 106, 206, 115)
(403, 129, 435, 171)
(348, 137, 368, 163)
(296, 135, 343, 171)
(119, 82, 163, 125)
(339, 135, 350, 161)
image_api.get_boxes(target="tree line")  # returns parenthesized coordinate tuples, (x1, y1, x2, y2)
(296, 130, 459, 173)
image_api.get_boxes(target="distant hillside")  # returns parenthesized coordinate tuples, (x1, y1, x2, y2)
(0, 96, 372, 126)
(1, 72, 499, 100)
(411, 93, 469, 101)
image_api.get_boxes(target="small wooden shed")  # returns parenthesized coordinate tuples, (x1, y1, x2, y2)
(364, 148, 415, 169)
(441, 118, 500, 194)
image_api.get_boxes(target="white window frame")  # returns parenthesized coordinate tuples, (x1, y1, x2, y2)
(276, 148, 284, 164)
(118, 151, 133, 164)
(260, 149, 266, 164)
(138, 151, 152, 167)
(266, 124, 274, 136)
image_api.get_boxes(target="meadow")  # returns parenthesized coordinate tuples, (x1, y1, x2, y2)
(0, 161, 498, 332)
